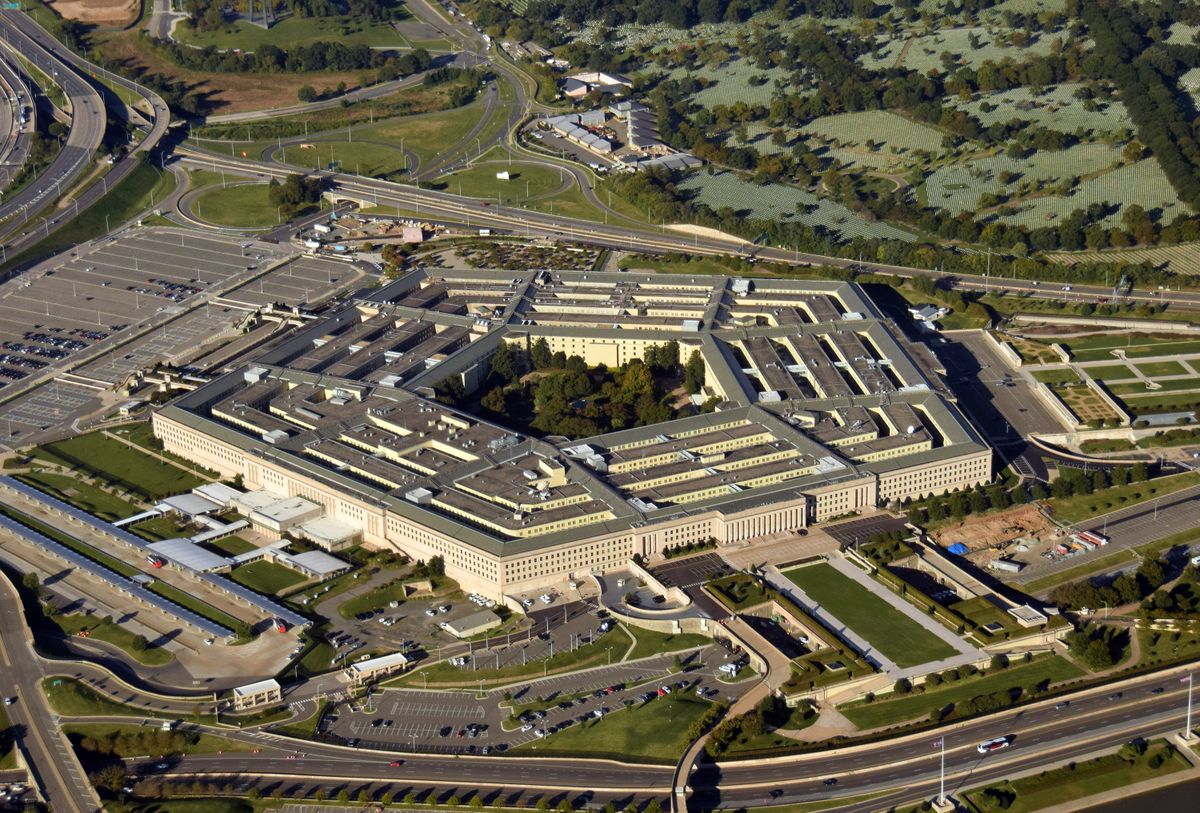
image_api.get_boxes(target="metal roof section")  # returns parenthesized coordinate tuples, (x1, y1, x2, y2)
(0, 513, 232, 638)
(156, 270, 989, 557)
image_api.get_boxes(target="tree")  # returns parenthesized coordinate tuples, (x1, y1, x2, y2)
(297, 84, 317, 102)
(488, 342, 518, 385)
(683, 349, 706, 393)
(531, 338, 553, 369)
(337, 789, 350, 803)
(130, 634, 149, 653)
(91, 764, 128, 795)
(21, 572, 42, 598)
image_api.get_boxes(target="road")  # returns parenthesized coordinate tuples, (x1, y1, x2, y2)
(0, 570, 103, 812)
(0, 14, 103, 241)
(0, 11, 170, 265)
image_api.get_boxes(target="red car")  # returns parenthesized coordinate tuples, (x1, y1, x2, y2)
(389, 760, 403, 767)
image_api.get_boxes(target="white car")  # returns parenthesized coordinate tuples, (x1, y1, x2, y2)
(534, 729, 545, 738)
(521, 724, 533, 732)
(425, 609, 437, 617)
(977, 737, 1011, 754)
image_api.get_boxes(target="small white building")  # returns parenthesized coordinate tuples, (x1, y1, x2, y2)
(346, 652, 410, 684)
(231, 678, 282, 711)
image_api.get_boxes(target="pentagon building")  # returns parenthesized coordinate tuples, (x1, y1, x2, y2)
(153, 269, 990, 597)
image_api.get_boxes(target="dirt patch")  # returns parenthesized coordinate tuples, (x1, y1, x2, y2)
(92, 29, 369, 114)
(48, 0, 138, 26)
(930, 504, 1066, 568)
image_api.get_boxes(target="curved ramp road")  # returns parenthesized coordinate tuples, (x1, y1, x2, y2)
(0, 11, 170, 255)
(0, 14, 102, 235)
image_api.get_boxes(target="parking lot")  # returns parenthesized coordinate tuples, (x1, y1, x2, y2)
(650, 553, 735, 618)
(320, 643, 752, 755)
(0, 228, 362, 446)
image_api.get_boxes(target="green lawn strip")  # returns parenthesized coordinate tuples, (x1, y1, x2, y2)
(782, 564, 958, 668)
(206, 535, 257, 557)
(0, 705, 13, 770)
(14, 471, 140, 521)
(721, 707, 818, 756)
(0, 161, 176, 275)
(1108, 379, 1200, 396)
(337, 578, 414, 620)
(838, 655, 1083, 729)
(1031, 368, 1080, 385)
(270, 700, 328, 740)
(175, 13, 405, 50)
(51, 611, 173, 666)
(0, 504, 140, 578)
(1044, 471, 1200, 524)
(230, 559, 307, 595)
(105, 800, 253, 813)
(513, 693, 712, 762)
(736, 793, 895, 813)
(43, 676, 161, 718)
(1082, 363, 1135, 380)
(963, 740, 1189, 813)
(64, 722, 252, 756)
(707, 573, 771, 611)
(624, 627, 711, 661)
(29, 429, 206, 501)
(129, 515, 191, 542)
(1134, 360, 1189, 377)
(145, 581, 251, 639)
(1120, 390, 1200, 415)
(1071, 338, 1200, 363)
(396, 626, 634, 688)
(620, 255, 750, 276)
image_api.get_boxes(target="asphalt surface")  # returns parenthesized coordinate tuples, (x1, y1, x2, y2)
(0, 11, 171, 264)
(0, 15, 103, 239)
(0, 571, 103, 812)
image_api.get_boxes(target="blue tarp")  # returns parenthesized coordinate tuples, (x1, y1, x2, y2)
(947, 543, 969, 555)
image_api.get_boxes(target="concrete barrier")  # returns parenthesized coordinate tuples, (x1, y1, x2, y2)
(984, 331, 1022, 368)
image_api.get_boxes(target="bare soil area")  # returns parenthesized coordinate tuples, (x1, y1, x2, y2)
(930, 504, 1066, 567)
(48, 0, 138, 26)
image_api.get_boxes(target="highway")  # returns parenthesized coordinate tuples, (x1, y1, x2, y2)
(100, 665, 1199, 811)
(0, 570, 102, 812)
(0, 10, 170, 262)
(0, 14, 103, 240)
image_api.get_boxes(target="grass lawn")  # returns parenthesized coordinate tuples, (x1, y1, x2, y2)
(64, 722, 251, 755)
(624, 627, 710, 661)
(963, 740, 1188, 812)
(839, 655, 1083, 729)
(43, 677, 151, 718)
(1031, 368, 1080, 385)
(1, 163, 175, 275)
(398, 626, 634, 688)
(206, 535, 257, 557)
(1070, 337, 1200, 363)
(271, 700, 327, 740)
(708, 573, 770, 611)
(175, 13, 405, 51)
(1134, 360, 1189, 377)
(14, 471, 139, 521)
(129, 515, 191, 542)
(783, 564, 958, 668)
(1120, 390, 1200, 415)
(192, 183, 284, 228)
(281, 140, 410, 178)
(107, 800, 253, 813)
(439, 157, 568, 203)
(52, 612, 173, 666)
(337, 578, 412, 619)
(1082, 363, 1135, 380)
(29, 430, 206, 501)
(230, 559, 307, 595)
(1045, 471, 1200, 524)
(111, 423, 219, 479)
(620, 255, 751, 276)
(0, 705, 13, 770)
(515, 694, 712, 762)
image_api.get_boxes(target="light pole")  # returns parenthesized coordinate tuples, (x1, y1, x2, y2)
(1184, 674, 1195, 740)
(935, 737, 946, 807)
